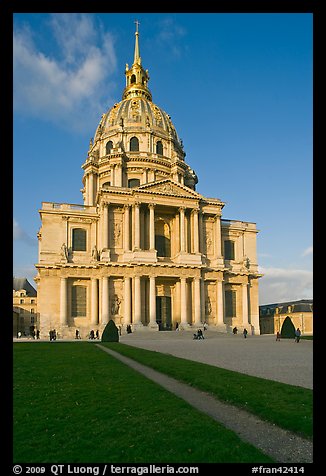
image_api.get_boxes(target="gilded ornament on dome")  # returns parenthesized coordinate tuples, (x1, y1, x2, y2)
(130, 99, 140, 120)
(109, 103, 119, 125)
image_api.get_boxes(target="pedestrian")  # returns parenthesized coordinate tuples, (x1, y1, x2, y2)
(203, 321, 208, 331)
(96, 329, 99, 339)
(233, 326, 238, 335)
(17, 331, 22, 339)
(49, 329, 53, 341)
(276, 331, 281, 341)
(243, 328, 248, 338)
(90, 329, 95, 340)
(295, 328, 301, 343)
(36, 329, 40, 339)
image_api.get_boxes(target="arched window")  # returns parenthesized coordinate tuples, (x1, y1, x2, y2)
(156, 141, 163, 155)
(106, 141, 113, 154)
(102, 181, 111, 189)
(72, 228, 87, 251)
(131, 74, 136, 84)
(130, 137, 139, 151)
(128, 178, 140, 188)
(155, 220, 171, 257)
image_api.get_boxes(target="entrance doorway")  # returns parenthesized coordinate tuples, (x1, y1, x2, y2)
(156, 296, 172, 330)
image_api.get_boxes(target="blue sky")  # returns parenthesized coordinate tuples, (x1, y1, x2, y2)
(13, 13, 313, 305)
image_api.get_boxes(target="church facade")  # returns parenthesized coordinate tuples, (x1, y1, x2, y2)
(35, 27, 262, 338)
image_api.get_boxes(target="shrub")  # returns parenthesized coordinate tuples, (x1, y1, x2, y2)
(101, 319, 119, 342)
(280, 316, 295, 339)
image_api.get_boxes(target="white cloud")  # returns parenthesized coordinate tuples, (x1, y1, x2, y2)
(302, 246, 313, 257)
(13, 14, 117, 132)
(13, 219, 37, 247)
(259, 266, 313, 305)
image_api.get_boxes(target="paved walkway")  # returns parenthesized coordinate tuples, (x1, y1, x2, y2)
(96, 344, 313, 463)
(119, 330, 313, 389)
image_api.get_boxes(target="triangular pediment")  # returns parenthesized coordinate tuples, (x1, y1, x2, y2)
(135, 179, 203, 199)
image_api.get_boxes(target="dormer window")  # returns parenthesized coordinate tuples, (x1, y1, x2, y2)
(106, 141, 113, 154)
(130, 137, 139, 151)
(156, 141, 163, 155)
(128, 179, 140, 188)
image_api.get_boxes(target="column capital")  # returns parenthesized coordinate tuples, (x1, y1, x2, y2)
(191, 207, 200, 214)
(179, 206, 186, 212)
(148, 202, 156, 209)
(134, 201, 141, 207)
(123, 203, 131, 209)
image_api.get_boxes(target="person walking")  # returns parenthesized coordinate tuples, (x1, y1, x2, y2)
(295, 328, 301, 343)
(243, 328, 248, 339)
(276, 331, 281, 341)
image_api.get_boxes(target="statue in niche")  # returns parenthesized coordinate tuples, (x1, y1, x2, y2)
(243, 256, 250, 269)
(111, 295, 121, 315)
(91, 245, 99, 261)
(205, 296, 212, 315)
(61, 243, 69, 262)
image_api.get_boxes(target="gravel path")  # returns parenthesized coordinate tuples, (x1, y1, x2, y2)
(96, 344, 313, 463)
(119, 331, 313, 389)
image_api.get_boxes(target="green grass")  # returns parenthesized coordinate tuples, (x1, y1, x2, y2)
(13, 342, 273, 463)
(104, 343, 313, 439)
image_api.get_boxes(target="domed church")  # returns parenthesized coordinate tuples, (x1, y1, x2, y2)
(35, 26, 262, 338)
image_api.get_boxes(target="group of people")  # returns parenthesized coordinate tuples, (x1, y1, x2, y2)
(49, 329, 57, 341)
(89, 329, 100, 340)
(193, 328, 204, 340)
(276, 328, 302, 342)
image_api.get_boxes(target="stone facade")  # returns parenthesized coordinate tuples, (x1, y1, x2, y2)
(35, 27, 262, 338)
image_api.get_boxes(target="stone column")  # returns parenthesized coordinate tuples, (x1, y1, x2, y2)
(194, 277, 201, 326)
(124, 205, 130, 251)
(59, 277, 68, 326)
(91, 278, 98, 325)
(102, 204, 109, 249)
(110, 164, 115, 186)
(134, 202, 141, 250)
(149, 276, 157, 327)
(180, 277, 188, 326)
(124, 277, 131, 325)
(242, 282, 249, 327)
(179, 207, 186, 253)
(84, 175, 89, 206)
(215, 214, 222, 258)
(88, 173, 94, 206)
(114, 164, 122, 187)
(216, 280, 224, 326)
(101, 276, 110, 325)
(133, 275, 142, 325)
(192, 208, 199, 254)
(149, 203, 155, 250)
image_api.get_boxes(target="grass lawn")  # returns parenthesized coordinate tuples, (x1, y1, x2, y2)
(13, 342, 273, 464)
(104, 343, 313, 439)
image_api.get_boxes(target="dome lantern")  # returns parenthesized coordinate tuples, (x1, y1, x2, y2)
(123, 21, 152, 101)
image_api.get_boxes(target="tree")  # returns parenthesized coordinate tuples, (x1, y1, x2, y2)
(101, 319, 119, 342)
(281, 316, 295, 338)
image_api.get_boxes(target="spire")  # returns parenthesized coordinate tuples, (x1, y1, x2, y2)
(123, 22, 152, 101)
(134, 20, 141, 65)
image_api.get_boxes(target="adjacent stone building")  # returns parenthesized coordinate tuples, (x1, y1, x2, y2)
(259, 299, 313, 335)
(35, 26, 262, 338)
(13, 277, 38, 336)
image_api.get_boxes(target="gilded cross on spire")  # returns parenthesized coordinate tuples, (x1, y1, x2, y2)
(134, 20, 141, 65)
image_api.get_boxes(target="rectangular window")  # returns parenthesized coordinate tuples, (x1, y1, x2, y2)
(71, 286, 87, 317)
(225, 290, 236, 318)
(72, 228, 87, 251)
(224, 240, 235, 260)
